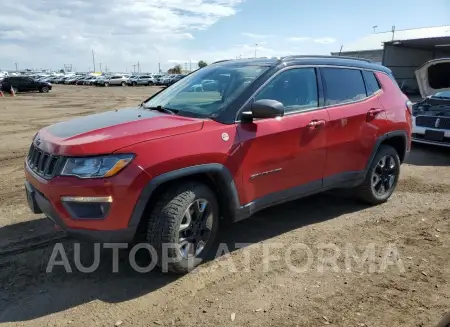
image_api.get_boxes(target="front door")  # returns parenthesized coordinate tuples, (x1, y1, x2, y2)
(237, 67, 328, 206)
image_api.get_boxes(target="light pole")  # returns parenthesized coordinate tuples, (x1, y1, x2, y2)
(372, 25, 378, 33)
(254, 44, 258, 58)
(154, 48, 161, 73)
(92, 49, 96, 72)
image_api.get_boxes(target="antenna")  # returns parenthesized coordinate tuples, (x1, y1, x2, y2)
(372, 25, 378, 33)
(391, 25, 396, 41)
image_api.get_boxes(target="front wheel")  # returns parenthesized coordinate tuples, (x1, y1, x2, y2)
(121, 81, 126, 87)
(147, 182, 219, 274)
(354, 145, 400, 205)
(104, 82, 109, 87)
(40, 86, 49, 93)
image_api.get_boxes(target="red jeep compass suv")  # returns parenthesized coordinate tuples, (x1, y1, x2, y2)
(24, 56, 412, 273)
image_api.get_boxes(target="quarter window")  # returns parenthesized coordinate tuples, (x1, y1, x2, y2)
(322, 68, 367, 106)
(363, 70, 381, 95)
(254, 68, 319, 113)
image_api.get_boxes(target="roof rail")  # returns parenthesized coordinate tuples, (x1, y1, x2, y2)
(211, 59, 231, 64)
(282, 55, 373, 63)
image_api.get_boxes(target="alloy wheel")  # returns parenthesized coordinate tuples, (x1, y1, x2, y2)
(371, 155, 397, 196)
(178, 199, 214, 259)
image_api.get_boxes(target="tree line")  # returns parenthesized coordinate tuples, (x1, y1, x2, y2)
(167, 60, 208, 74)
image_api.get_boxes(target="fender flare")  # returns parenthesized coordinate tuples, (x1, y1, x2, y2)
(364, 130, 409, 175)
(128, 163, 241, 229)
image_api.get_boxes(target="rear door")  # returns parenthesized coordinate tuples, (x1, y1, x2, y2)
(13, 77, 25, 91)
(321, 67, 387, 186)
(28, 78, 40, 91)
(237, 67, 329, 205)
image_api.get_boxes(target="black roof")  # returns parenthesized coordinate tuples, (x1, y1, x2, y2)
(211, 55, 392, 74)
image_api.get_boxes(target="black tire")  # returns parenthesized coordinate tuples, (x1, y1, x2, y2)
(354, 145, 400, 205)
(104, 82, 109, 87)
(121, 81, 126, 87)
(40, 86, 49, 93)
(148, 82, 154, 86)
(132, 82, 137, 86)
(11, 87, 18, 94)
(147, 181, 219, 274)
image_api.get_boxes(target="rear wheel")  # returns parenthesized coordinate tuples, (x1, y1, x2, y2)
(104, 82, 110, 87)
(147, 182, 219, 274)
(132, 82, 137, 86)
(11, 86, 18, 94)
(148, 81, 154, 86)
(354, 145, 400, 205)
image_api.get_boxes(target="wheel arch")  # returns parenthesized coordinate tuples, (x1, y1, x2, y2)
(129, 164, 241, 240)
(365, 130, 409, 175)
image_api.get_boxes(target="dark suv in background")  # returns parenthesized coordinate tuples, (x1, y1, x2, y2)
(1, 76, 52, 93)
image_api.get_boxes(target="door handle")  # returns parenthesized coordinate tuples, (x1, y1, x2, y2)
(367, 108, 385, 117)
(307, 119, 326, 129)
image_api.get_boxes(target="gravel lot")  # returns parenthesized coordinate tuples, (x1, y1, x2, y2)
(0, 85, 449, 327)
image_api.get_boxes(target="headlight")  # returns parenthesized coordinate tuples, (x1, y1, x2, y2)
(61, 154, 134, 178)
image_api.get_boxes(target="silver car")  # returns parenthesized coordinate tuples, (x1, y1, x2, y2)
(412, 58, 450, 147)
(127, 75, 156, 86)
(103, 75, 129, 87)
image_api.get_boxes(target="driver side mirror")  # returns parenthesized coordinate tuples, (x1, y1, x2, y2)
(241, 99, 285, 122)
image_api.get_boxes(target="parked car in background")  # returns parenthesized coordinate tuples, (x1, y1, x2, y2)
(102, 75, 129, 87)
(167, 74, 186, 86)
(24, 56, 411, 273)
(127, 75, 156, 86)
(1, 76, 52, 93)
(83, 76, 96, 85)
(412, 58, 450, 147)
(76, 77, 87, 85)
(156, 75, 173, 86)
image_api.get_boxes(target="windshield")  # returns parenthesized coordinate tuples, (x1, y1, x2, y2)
(143, 64, 270, 118)
(433, 91, 450, 98)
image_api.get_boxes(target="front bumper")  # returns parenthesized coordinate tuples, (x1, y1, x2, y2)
(24, 161, 151, 243)
(25, 181, 136, 242)
(412, 123, 450, 147)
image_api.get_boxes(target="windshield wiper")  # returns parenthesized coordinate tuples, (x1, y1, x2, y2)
(143, 105, 178, 115)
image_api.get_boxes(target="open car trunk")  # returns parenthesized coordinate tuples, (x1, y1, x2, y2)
(415, 58, 450, 98)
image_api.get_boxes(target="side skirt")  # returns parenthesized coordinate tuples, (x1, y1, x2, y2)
(233, 171, 365, 222)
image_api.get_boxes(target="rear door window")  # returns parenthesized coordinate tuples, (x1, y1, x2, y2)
(321, 68, 367, 106)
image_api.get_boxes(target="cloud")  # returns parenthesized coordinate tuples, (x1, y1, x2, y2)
(314, 37, 336, 44)
(242, 32, 271, 39)
(287, 36, 336, 44)
(286, 37, 311, 42)
(0, 0, 244, 71)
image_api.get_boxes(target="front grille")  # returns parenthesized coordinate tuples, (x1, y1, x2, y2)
(27, 144, 61, 178)
(415, 116, 450, 129)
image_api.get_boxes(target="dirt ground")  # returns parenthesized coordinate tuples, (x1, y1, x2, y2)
(0, 85, 449, 327)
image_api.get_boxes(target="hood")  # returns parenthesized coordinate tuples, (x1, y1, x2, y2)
(415, 58, 450, 98)
(37, 106, 204, 156)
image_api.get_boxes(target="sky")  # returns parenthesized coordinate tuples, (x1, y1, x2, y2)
(0, 0, 449, 73)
